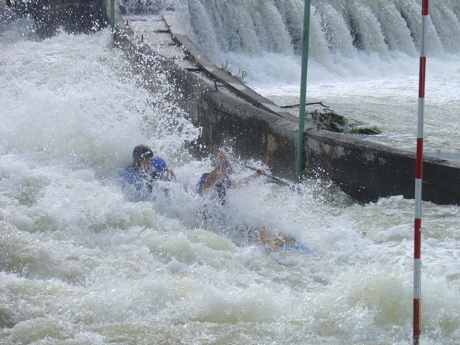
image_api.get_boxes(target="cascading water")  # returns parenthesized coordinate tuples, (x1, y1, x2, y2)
(1, 2, 460, 345)
(174, 0, 460, 59)
(172, 0, 460, 159)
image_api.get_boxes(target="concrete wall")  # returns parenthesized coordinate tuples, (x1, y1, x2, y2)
(112, 11, 460, 205)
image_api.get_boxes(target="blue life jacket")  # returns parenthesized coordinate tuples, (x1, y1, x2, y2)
(122, 156, 169, 193)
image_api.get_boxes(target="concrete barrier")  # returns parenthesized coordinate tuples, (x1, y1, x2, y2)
(112, 11, 459, 205)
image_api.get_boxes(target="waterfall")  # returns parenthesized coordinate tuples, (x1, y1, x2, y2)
(172, 0, 460, 62)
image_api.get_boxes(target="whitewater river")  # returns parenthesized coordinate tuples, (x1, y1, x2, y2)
(1, 16, 460, 345)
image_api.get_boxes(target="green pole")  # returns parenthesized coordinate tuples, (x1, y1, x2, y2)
(296, 0, 311, 176)
(110, 0, 115, 30)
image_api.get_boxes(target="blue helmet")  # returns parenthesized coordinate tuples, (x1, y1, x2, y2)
(132, 145, 153, 159)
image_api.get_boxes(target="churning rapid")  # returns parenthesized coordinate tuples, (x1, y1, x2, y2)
(1, 1, 460, 345)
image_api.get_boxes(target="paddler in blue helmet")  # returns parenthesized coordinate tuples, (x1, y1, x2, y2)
(122, 144, 175, 197)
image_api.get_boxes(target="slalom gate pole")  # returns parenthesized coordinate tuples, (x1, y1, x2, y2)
(413, 1, 429, 344)
(296, 0, 311, 176)
(110, 0, 115, 30)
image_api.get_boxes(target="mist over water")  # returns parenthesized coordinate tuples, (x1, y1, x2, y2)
(1, 3, 460, 345)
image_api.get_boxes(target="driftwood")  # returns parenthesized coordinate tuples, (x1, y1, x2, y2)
(281, 101, 381, 135)
(280, 101, 329, 109)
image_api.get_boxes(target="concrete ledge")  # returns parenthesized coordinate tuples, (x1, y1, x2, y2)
(304, 128, 460, 204)
(163, 13, 298, 124)
(112, 11, 460, 205)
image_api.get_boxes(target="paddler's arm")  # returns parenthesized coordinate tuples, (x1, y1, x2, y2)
(235, 168, 266, 187)
(200, 150, 230, 193)
(167, 168, 176, 181)
(200, 164, 226, 194)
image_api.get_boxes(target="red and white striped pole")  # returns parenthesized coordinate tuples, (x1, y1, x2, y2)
(413, 1, 429, 344)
